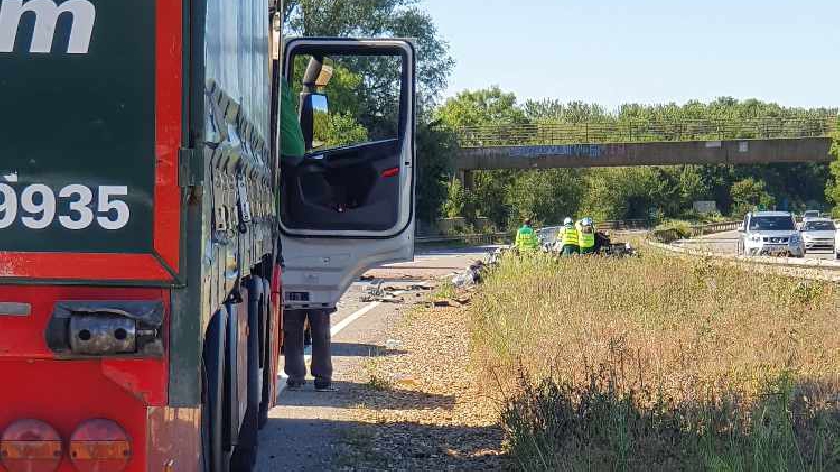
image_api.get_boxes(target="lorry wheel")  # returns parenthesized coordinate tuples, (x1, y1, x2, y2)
(230, 278, 262, 471)
(258, 278, 272, 430)
(203, 309, 229, 472)
(229, 445, 256, 472)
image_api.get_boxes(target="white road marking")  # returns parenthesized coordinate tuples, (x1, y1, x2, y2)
(330, 301, 380, 337)
(276, 301, 381, 396)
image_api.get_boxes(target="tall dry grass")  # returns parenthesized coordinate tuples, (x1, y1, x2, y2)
(470, 252, 840, 470)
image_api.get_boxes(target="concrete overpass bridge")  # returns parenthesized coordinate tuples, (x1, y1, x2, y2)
(455, 117, 836, 186)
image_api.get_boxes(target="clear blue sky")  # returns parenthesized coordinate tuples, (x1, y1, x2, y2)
(423, 0, 840, 109)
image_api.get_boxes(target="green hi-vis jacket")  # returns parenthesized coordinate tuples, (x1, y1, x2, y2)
(515, 226, 539, 252)
(578, 225, 596, 249)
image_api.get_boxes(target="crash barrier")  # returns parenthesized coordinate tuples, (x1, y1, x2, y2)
(647, 240, 840, 283)
(456, 117, 837, 148)
(652, 221, 741, 244)
(415, 232, 511, 246)
(595, 219, 653, 231)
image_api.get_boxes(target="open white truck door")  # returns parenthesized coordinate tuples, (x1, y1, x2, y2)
(278, 38, 416, 310)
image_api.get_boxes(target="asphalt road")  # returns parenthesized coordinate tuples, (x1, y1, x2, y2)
(255, 246, 491, 471)
(673, 230, 838, 261)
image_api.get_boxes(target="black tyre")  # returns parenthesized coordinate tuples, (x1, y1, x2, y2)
(203, 308, 229, 472)
(230, 278, 262, 471)
(258, 278, 272, 429)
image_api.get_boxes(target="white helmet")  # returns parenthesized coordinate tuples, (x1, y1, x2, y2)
(581, 217, 593, 227)
(564, 217, 573, 226)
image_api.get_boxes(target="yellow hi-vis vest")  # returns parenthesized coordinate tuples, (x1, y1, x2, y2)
(561, 226, 579, 246)
(579, 226, 595, 249)
(516, 226, 539, 252)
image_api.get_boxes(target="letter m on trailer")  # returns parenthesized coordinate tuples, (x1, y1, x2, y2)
(0, 0, 95, 53)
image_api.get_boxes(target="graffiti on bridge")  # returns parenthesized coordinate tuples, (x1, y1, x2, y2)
(509, 144, 606, 158)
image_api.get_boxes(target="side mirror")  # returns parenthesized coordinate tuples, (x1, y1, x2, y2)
(299, 93, 330, 151)
(309, 93, 330, 115)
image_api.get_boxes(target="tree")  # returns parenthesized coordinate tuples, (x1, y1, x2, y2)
(313, 112, 368, 147)
(436, 87, 528, 129)
(825, 120, 840, 217)
(416, 123, 456, 222)
(505, 169, 585, 228)
(731, 178, 776, 217)
(677, 165, 711, 208)
(283, 0, 453, 108)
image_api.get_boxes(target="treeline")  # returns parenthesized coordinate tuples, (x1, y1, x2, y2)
(428, 88, 838, 228)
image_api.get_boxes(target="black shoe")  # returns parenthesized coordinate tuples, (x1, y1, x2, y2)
(314, 379, 335, 392)
(286, 379, 305, 391)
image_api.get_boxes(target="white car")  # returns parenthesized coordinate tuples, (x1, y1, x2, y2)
(836, 227, 840, 260)
(738, 211, 805, 257)
(800, 218, 836, 253)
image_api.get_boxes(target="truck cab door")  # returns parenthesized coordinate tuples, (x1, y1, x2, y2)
(277, 39, 416, 310)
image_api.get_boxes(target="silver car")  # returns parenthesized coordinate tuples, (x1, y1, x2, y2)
(738, 211, 805, 257)
(536, 226, 562, 252)
(800, 218, 836, 253)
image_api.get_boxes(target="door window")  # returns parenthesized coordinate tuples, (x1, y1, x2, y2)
(279, 45, 411, 233)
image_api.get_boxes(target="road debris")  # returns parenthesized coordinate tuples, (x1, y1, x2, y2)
(452, 261, 486, 288)
(361, 281, 437, 303)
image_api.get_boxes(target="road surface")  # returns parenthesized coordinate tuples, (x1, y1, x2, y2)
(256, 246, 492, 471)
(673, 230, 837, 261)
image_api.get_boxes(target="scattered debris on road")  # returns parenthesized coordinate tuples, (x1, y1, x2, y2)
(360, 281, 436, 303)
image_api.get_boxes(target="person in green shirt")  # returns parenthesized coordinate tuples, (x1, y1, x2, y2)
(515, 218, 539, 253)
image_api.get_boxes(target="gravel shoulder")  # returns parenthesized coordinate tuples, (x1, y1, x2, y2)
(257, 248, 504, 471)
(340, 305, 504, 470)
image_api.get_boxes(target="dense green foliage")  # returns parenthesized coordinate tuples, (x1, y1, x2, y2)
(436, 88, 835, 227)
(826, 119, 840, 217)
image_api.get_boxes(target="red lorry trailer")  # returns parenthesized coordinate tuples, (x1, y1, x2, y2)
(0, 0, 416, 470)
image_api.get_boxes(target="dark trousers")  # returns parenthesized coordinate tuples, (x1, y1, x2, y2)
(562, 244, 580, 255)
(283, 309, 332, 383)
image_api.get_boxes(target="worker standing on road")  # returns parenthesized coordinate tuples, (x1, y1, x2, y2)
(561, 217, 580, 255)
(578, 217, 596, 254)
(515, 218, 539, 253)
(281, 77, 335, 392)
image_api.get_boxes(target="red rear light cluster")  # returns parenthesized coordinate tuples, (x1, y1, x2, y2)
(0, 419, 131, 472)
(0, 420, 62, 472)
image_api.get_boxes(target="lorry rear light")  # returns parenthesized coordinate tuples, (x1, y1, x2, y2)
(69, 420, 132, 472)
(0, 419, 62, 472)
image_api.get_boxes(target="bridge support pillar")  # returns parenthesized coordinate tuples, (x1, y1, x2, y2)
(457, 170, 474, 190)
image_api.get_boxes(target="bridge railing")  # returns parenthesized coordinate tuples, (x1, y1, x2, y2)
(457, 117, 837, 148)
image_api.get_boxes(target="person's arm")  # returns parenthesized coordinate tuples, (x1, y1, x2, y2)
(280, 77, 305, 159)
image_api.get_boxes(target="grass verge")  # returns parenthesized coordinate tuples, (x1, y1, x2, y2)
(471, 253, 840, 470)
